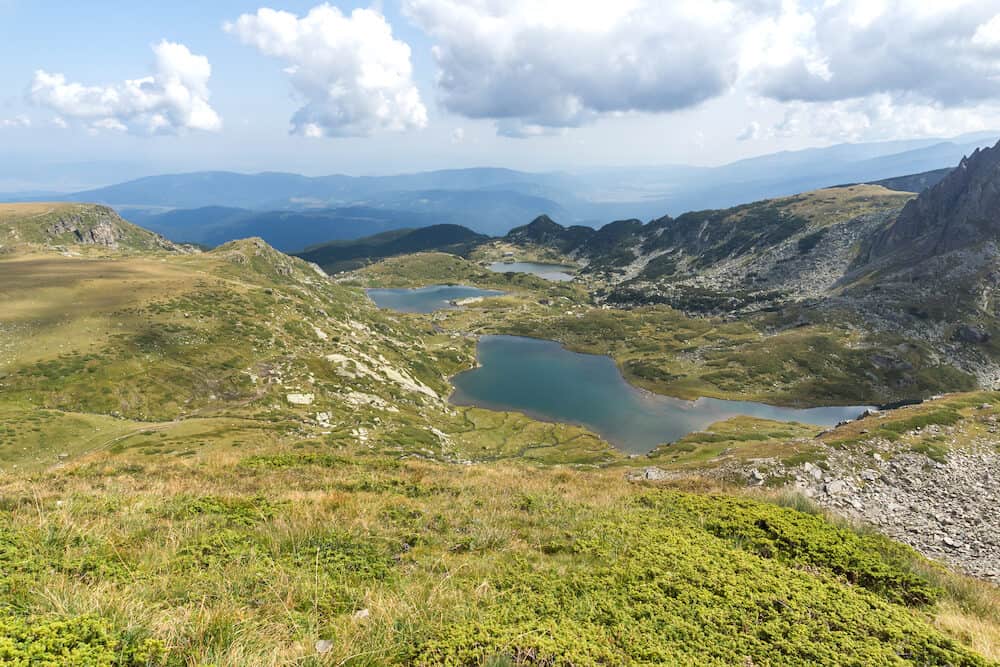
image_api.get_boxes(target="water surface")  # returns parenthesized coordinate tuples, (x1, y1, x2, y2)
(367, 285, 505, 313)
(451, 335, 871, 454)
(488, 261, 576, 282)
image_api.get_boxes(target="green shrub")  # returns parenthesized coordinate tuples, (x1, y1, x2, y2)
(880, 410, 962, 434)
(656, 493, 940, 606)
(415, 491, 982, 666)
(164, 495, 280, 526)
(286, 532, 395, 581)
(241, 454, 357, 468)
(0, 614, 165, 666)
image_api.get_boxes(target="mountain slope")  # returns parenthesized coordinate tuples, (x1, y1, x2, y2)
(0, 203, 184, 253)
(865, 143, 1000, 261)
(507, 185, 914, 309)
(296, 224, 487, 273)
(869, 168, 953, 193)
(1, 212, 997, 663)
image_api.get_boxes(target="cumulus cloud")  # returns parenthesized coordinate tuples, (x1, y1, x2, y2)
(750, 1, 1000, 106)
(401, 0, 1000, 140)
(225, 5, 427, 137)
(28, 40, 221, 134)
(403, 0, 751, 135)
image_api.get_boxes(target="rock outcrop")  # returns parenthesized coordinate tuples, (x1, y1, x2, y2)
(0, 203, 188, 253)
(864, 140, 1000, 262)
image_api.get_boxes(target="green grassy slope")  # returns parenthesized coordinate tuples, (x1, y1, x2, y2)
(0, 203, 179, 253)
(0, 205, 997, 664)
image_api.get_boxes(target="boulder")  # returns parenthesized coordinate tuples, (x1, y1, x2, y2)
(952, 324, 990, 344)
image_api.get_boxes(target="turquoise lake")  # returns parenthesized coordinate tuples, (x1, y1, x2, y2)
(450, 335, 871, 454)
(367, 285, 505, 313)
(488, 261, 576, 281)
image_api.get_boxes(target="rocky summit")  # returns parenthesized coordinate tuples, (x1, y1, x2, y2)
(866, 140, 1000, 262)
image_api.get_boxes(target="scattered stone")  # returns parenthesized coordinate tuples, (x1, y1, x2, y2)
(824, 479, 847, 495)
(286, 393, 315, 406)
(802, 462, 823, 481)
(352, 608, 370, 622)
(315, 640, 334, 654)
(642, 467, 669, 481)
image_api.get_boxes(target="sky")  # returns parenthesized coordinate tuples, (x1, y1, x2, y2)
(3, 0, 1000, 189)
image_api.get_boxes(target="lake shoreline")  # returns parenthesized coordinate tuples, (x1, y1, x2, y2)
(449, 334, 873, 454)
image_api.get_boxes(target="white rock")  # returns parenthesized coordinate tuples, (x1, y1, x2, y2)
(825, 479, 847, 495)
(286, 393, 315, 406)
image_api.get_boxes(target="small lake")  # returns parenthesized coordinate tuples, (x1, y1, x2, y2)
(488, 261, 576, 282)
(451, 335, 871, 454)
(367, 285, 505, 313)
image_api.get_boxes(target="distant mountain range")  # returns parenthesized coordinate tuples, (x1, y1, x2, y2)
(3, 132, 995, 248)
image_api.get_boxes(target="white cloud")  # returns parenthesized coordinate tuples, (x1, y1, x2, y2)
(403, 0, 1000, 142)
(225, 4, 427, 137)
(450, 127, 465, 143)
(973, 13, 1000, 49)
(28, 40, 221, 135)
(768, 95, 1000, 143)
(751, 1, 1000, 106)
(0, 115, 31, 128)
(404, 0, 751, 135)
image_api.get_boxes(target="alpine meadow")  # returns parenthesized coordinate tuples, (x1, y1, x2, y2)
(2, 2, 1000, 665)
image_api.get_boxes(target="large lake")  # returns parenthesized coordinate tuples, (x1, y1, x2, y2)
(451, 335, 871, 454)
(488, 261, 576, 282)
(367, 285, 505, 313)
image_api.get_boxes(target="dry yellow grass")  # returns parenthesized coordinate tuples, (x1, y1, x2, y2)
(0, 202, 76, 219)
(937, 600, 1000, 661)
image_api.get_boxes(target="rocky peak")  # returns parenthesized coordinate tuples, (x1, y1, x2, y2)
(864, 139, 1000, 261)
(506, 214, 566, 243)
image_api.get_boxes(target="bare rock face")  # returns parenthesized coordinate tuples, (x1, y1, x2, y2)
(35, 204, 188, 253)
(865, 140, 1000, 261)
(46, 206, 124, 248)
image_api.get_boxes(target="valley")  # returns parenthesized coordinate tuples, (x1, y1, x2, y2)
(2, 146, 1000, 665)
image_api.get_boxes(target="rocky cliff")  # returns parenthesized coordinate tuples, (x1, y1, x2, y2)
(864, 140, 1000, 262)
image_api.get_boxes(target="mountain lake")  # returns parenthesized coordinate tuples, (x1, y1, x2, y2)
(450, 335, 873, 454)
(367, 285, 506, 313)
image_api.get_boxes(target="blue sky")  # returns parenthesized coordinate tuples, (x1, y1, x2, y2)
(2, 1, 1000, 190)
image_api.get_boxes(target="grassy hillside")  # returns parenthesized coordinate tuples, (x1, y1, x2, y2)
(0, 203, 180, 253)
(1, 205, 997, 664)
(4, 451, 997, 665)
